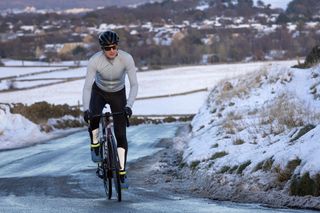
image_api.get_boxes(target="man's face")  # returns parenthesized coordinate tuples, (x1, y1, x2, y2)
(102, 44, 118, 59)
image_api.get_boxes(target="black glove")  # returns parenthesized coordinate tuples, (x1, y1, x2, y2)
(124, 106, 132, 118)
(83, 110, 90, 123)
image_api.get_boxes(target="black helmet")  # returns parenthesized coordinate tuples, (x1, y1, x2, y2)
(98, 31, 119, 46)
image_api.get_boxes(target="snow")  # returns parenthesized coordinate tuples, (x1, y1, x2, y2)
(0, 67, 66, 78)
(183, 63, 320, 179)
(254, 0, 291, 9)
(196, 3, 209, 11)
(0, 105, 48, 150)
(2, 59, 87, 67)
(0, 60, 296, 108)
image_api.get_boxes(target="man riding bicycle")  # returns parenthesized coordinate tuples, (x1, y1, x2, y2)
(82, 30, 138, 189)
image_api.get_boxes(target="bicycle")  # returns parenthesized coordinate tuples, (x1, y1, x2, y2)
(89, 108, 129, 202)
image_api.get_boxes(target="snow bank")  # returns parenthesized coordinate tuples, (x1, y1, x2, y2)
(0, 105, 48, 150)
(184, 63, 320, 178)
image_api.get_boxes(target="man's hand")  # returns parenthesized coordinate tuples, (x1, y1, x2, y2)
(124, 106, 132, 118)
(83, 110, 90, 123)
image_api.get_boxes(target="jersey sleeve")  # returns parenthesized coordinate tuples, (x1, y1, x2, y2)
(82, 58, 96, 111)
(125, 54, 138, 108)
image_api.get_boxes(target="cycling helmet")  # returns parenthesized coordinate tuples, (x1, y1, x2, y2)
(98, 31, 119, 46)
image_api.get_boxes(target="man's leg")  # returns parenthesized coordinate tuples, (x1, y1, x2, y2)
(89, 83, 107, 162)
(109, 88, 128, 171)
(109, 88, 129, 189)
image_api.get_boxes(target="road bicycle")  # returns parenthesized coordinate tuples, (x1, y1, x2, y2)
(90, 109, 129, 202)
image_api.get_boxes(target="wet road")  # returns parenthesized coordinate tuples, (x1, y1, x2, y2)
(0, 124, 316, 213)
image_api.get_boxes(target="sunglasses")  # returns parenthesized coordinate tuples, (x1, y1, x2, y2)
(102, 45, 118, 51)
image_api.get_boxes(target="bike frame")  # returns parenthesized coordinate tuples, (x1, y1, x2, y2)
(90, 110, 128, 202)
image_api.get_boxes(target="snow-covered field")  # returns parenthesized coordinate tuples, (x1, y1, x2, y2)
(0, 67, 66, 78)
(0, 60, 296, 115)
(1, 59, 302, 152)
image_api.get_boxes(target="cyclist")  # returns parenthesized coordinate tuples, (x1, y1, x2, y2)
(82, 30, 138, 189)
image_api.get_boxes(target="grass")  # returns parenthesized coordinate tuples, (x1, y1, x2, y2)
(210, 151, 228, 160)
(237, 161, 251, 174)
(179, 162, 187, 169)
(290, 173, 320, 196)
(290, 124, 316, 142)
(211, 143, 219, 148)
(197, 125, 205, 131)
(219, 166, 231, 173)
(253, 160, 264, 172)
(215, 66, 267, 103)
(262, 157, 274, 172)
(233, 138, 245, 145)
(263, 93, 310, 129)
(223, 121, 236, 134)
(190, 160, 201, 170)
(229, 165, 239, 174)
(276, 158, 301, 182)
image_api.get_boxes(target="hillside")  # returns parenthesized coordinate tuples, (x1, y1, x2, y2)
(180, 63, 320, 207)
(1, 0, 319, 68)
(0, 0, 155, 10)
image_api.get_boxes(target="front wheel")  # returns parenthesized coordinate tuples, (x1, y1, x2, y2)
(103, 163, 112, 199)
(109, 136, 122, 202)
(102, 141, 112, 199)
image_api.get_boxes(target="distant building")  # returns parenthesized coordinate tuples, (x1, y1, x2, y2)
(59, 42, 85, 55)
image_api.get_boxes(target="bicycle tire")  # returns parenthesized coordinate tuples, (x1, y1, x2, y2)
(109, 135, 122, 202)
(102, 140, 112, 199)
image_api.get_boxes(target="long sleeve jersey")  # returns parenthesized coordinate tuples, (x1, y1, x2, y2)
(82, 50, 138, 111)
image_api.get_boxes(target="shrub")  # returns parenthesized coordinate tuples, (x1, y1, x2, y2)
(178, 115, 194, 122)
(163, 116, 177, 123)
(128, 116, 151, 125)
(210, 151, 228, 160)
(40, 124, 53, 133)
(10, 102, 81, 124)
(53, 119, 83, 129)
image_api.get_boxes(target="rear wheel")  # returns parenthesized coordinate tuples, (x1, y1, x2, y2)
(109, 136, 122, 202)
